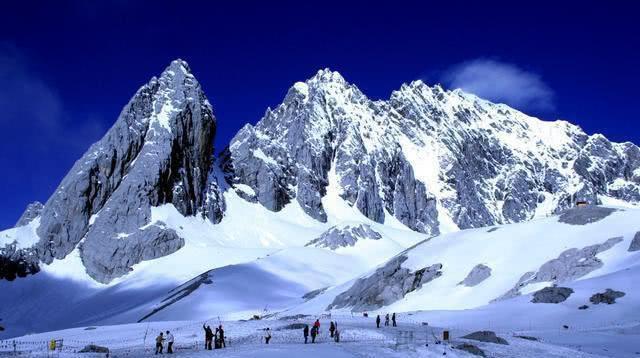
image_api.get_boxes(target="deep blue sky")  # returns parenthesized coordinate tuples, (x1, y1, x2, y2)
(1, 1, 639, 229)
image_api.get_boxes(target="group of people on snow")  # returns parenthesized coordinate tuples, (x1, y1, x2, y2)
(375, 313, 397, 328)
(301, 319, 340, 344)
(202, 323, 226, 350)
(157, 314, 397, 353)
(154, 331, 175, 355)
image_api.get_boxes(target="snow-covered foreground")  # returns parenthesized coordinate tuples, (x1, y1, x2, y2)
(2, 312, 638, 357)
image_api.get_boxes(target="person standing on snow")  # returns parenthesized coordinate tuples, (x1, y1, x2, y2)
(165, 331, 174, 354)
(264, 328, 272, 344)
(376, 315, 381, 328)
(329, 321, 336, 338)
(310, 325, 318, 343)
(155, 332, 165, 355)
(218, 325, 226, 348)
(392, 313, 397, 327)
(334, 322, 340, 343)
(303, 324, 309, 344)
(202, 324, 214, 350)
(385, 313, 390, 326)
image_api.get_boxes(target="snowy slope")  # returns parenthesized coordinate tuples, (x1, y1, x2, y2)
(296, 205, 640, 315)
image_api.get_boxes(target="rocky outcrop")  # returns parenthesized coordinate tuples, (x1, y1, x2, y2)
(456, 343, 486, 357)
(629, 231, 640, 252)
(531, 286, 574, 303)
(497, 237, 623, 300)
(139, 270, 214, 322)
(459, 264, 492, 287)
(0, 243, 39, 281)
(302, 287, 328, 301)
(14, 202, 43, 227)
(558, 206, 617, 225)
(590, 289, 626, 304)
(461, 331, 509, 345)
(2, 59, 224, 283)
(306, 224, 382, 250)
(327, 255, 442, 311)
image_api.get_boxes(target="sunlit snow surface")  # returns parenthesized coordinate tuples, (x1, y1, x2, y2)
(1, 188, 639, 357)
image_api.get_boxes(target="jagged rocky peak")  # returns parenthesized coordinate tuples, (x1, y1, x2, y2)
(0, 59, 224, 283)
(224, 69, 640, 234)
(223, 69, 441, 234)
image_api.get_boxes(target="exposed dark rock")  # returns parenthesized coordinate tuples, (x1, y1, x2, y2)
(276, 323, 308, 331)
(138, 270, 214, 322)
(558, 206, 617, 225)
(306, 225, 381, 250)
(459, 264, 492, 287)
(590, 289, 626, 304)
(514, 335, 539, 341)
(456, 343, 486, 356)
(629, 232, 640, 252)
(461, 331, 509, 345)
(578, 305, 589, 310)
(0, 243, 40, 281)
(302, 287, 328, 301)
(486, 227, 499, 233)
(497, 237, 622, 300)
(327, 255, 442, 311)
(531, 286, 574, 303)
(78, 344, 109, 353)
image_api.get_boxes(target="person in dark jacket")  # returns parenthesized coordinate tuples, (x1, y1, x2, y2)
(203, 324, 214, 350)
(376, 315, 381, 328)
(218, 325, 226, 348)
(310, 325, 318, 343)
(329, 321, 336, 338)
(392, 312, 397, 327)
(155, 332, 165, 355)
(385, 313, 390, 326)
(303, 325, 309, 344)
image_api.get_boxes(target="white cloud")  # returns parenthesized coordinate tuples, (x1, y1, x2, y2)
(441, 59, 554, 111)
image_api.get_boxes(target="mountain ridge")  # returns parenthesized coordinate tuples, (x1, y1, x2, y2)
(2, 59, 639, 284)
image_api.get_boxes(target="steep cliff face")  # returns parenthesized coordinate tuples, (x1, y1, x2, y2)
(2, 60, 224, 283)
(223, 70, 640, 234)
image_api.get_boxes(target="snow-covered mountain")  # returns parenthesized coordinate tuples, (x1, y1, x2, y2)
(1, 60, 639, 344)
(223, 69, 640, 236)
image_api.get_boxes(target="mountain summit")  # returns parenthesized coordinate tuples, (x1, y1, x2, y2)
(223, 68, 640, 234)
(2, 61, 639, 285)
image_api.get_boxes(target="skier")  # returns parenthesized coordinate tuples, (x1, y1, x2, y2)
(166, 330, 174, 354)
(264, 328, 272, 344)
(218, 325, 226, 348)
(376, 315, 381, 328)
(385, 313, 390, 326)
(202, 324, 214, 350)
(329, 321, 336, 338)
(303, 324, 309, 344)
(155, 332, 165, 355)
(310, 325, 318, 343)
(392, 312, 396, 327)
